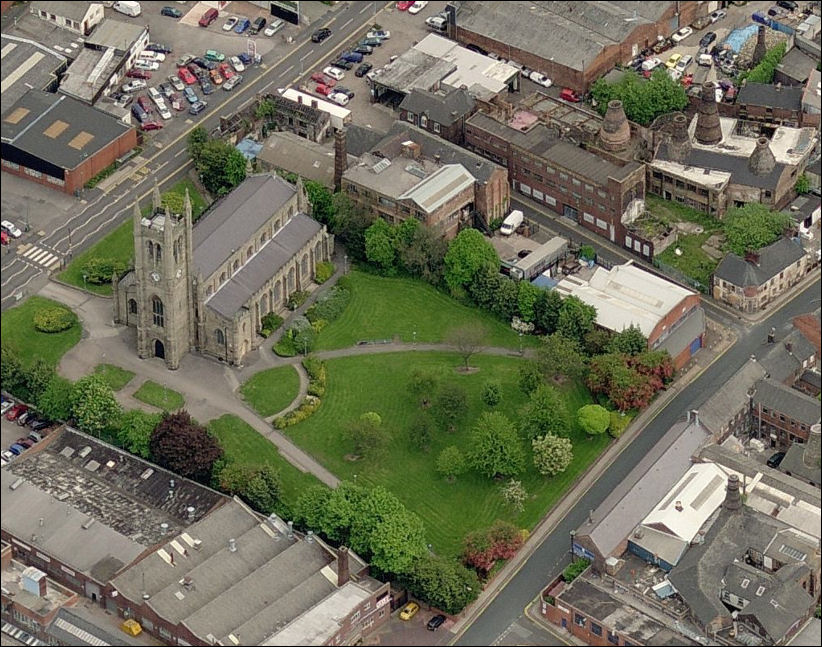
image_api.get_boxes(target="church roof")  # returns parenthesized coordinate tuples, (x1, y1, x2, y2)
(193, 174, 296, 279)
(205, 213, 322, 318)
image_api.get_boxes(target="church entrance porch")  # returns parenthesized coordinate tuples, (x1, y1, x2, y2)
(154, 339, 165, 359)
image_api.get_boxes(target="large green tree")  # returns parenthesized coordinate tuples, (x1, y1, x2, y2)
(519, 384, 571, 440)
(117, 409, 162, 458)
(37, 376, 74, 423)
(557, 296, 597, 345)
(71, 374, 122, 438)
(432, 382, 468, 431)
(608, 325, 647, 356)
(443, 229, 499, 295)
(330, 193, 375, 262)
(468, 412, 526, 478)
(400, 554, 479, 614)
(364, 219, 396, 272)
(724, 204, 793, 256)
(195, 140, 247, 196)
(436, 445, 467, 482)
(536, 333, 588, 381)
(590, 69, 688, 126)
(304, 180, 335, 227)
(398, 224, 447, 284)
(294, 484, 332, 531)
(532, 289, 563, 334)
(343, 411, 388, 457)
(532, 434, 574, 476)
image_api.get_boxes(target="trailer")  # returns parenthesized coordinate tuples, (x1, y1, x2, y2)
(509, 236, 569, 281)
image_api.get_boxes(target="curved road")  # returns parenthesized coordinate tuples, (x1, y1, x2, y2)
(456, 276, 821, 646)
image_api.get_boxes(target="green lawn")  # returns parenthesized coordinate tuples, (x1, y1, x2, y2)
(208, 414, 323, 511)
(284, 351, 607, 556)
(240, 365, 301, 417)
(133, 380, 185, 411)
(315, 271, 537, 351)
(58, 179, 208, 295)
(0, 296, 82, 366)
(94, 363, 135, 391)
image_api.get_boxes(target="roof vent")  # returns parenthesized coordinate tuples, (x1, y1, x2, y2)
(161, 523, 169, 535)
(193, 539, 203, 551)
(228, 538, 237, 552)
(187, 506, 195, 520)
(306, 530, 314, 543)
(675, 501, 683, 512)
(78, 446, 92, 459)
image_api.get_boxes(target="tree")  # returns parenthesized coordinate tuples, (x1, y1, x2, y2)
(724, 204, 793, 256)
(591, 69, 687, 126)
(743, 42, 786, 84)
(518, 361, 543, 395)
(794, 173, 810, 195)
(343, 411, 388, 457)
(187, 126, 208, 161)
(532, 434, 574, 476)
(242, 465, 283, 514)
(447, 322, 488, 370)
(468, 412, 526, 478)
(255, 98, 277, 119)
(584, 328, 613, 356)
(519, 385, 570, 440)
(557, 296, 597, 345)
(294, 484, 332, 531)
(408, 368, 439, 408)
(369, 507, 428, 574)
(408, 414, 434, 451)
(364, 218, 396, 272)
(37, 376, 74, 422)
(0, 344, 27, 400)
(500, 479, 527, 512)
(536, 333, 588, 382)
(433, 382, 468, 431)
(532, 290, 563, 335)
(398, 224, 447, 285)
(443, 229, 499, 295)
(195, 139, 247, 196)
(331, 193, 375, 262)
(71, 374, 122, 438)
(608, 325, 647, 356)
(490, 275, 519, 321)
(436, 445, 467, 482)
(463, 520, 524, 573)
(587, 353, 655, 412)
(304, 180, 335, 227)
(25, 358, 55, 406)
(117, 409, 161, 458)
(517, 281, 541, 323)
(577, 404, 611, 436)
(149, 411, 224, 483)
(400, 554, 480, 614)
(482, 380, 502, 407)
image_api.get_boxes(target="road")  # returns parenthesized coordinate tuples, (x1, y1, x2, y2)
(0, 1, 384, 311)
(455, 275, 821, 646)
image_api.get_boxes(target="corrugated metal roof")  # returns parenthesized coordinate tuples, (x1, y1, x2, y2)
(398, 163, 474, 214)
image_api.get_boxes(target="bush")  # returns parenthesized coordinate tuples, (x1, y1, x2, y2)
(579, 245, 596, 262)
(314, 261, 335, 284)
(276, 316, 316, 356)
(33, 307, 76, 333)
(260, 313, 284, 338)
(82, 257, 127, 285)
(609, 410, 631, 438)
(306, 285, 351, 324)
(273, 395, 321, 428)
(286, 290, 310, 310)
(562, 559, 590, 582)
(303, 356, 327, 397)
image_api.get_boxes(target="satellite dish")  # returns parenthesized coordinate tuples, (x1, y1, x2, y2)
(675, 248, 683, 256)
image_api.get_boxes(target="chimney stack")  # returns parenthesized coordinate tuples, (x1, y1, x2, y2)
(744, 251, 761, 266)
(401, 140, 421, 159)
(749, 137, 776, 176)
(599, 100, 630, 151)
(753, 26, 768, 66)
(803, 424, 821, 471)
(695, 83, 722, 145)
(287, 520, 294, 539)
(337, 546, 350, 586)
(724, 474, 742, 511)
(675, 501, 684, 512)
(667, 113, 692, 163)
(306, 530, 314, 543)
(334, 128, 347, 193)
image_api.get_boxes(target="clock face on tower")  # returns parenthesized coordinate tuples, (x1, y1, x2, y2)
(151, 271, 160, 282)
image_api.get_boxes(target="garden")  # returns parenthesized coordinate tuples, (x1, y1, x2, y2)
(0, 296, 82, 366)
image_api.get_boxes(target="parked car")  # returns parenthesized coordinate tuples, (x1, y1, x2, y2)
(131, 103, 148, 122)
(205, 49, 225, 62)
(652, 37, 673, 54)
(201, 76, 215, 92)
(219, 62, 235, 80)
(699, 31, 717, 49)
(528, 71, 552, 87)
(396, 0, 414, 10)
(323, 65, 345, 81)
(355, 62, 373, 77)
(559, 87, 582, 102)
(641, 57, 663, 71)
(177, 67, 197, 85)
(206, 69, 220, 85)
(360, 37, 383, 47)
(6, 403, 28, 421)
(427, 615, 446, 631)
(675, 54, 693, 73)
(339, 51, 363, 63)
(30, 420, 51, 433)
(776, 0, 797, 10)
(331, 58, 353, 70)
(161, 6, 182, 18)
(193, 56, 217, 70)
(710, 9, 727, 22)
(232, 17, 249, 34)
(399, 602, 420, 621)
(158, 83, 173, 98)
(184, 86, 199, 103)
(334, 86, 354, 99)
(223, 74, 243, 91)
(229, 56, 245, 72)
(126, 68, 152, 79)
(311, 72, 336, 86)
(222, 16, 239, 31)
(15, 437, 33, 448)
(16, 410, 31, 426)
(671, 26, 693, 43)
(1, 450, 15, 461)
(189, 100, 208, 115)
(176, 53, 195, 67)
(0, 230, 8, 246)
(315, 83, 334, 96)
(199, 7, 219, 27)
(238, 52, 252, 65)
(1, 220, 22, 238)
(9, 444, 26, 456)
(170, 93, 184, 111)
(141, 120, 163, 131)
(408, 1, 429, 14)
(312, 27, 332, 43)
(264, 19, 285, 36)
(691, 14, 712, 30)
(366, 29, 390, 40)
(122, 79, 148, 92)
(353, 45, 373, 55)
(250, 17, 266, 35)
(767, 451, 786, 468)
(1, 400, 14, 416)
(134, 59, 159, 71)
(328, 91, 349, 106)
(665, 53, 682, 69)
(146, 42, 173, 54)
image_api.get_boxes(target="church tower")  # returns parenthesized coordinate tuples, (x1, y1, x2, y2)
(132, 183, 195, 370)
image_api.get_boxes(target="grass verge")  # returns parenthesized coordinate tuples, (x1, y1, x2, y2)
(240, 365, 301, 417)
(133, 380, 185, 411)
(94, 363, 136, 391)
(0, 296, 82, 366)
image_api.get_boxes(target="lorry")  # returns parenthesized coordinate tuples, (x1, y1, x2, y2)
(499, 210, 524, 236)
(113, 1, 141, 17)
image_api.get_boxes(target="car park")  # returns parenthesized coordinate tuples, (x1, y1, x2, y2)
(312, 27, 332, 42)
(134, 59, 159, 71)
(367, 29, 390, 40)
(230, 56, 245, 72)
(199, 8, 219, 27)
(250, 17, 266, 35)
(399, 602, 420, 621)
(528, 71, 552, 87)
(1, 220, 22, 238)
(205, 49, 225, 62)
(408, 1, 429, 14)
(396, 1, 414, 11)
(161, 6, 182, 18)
(355, 62, 373, 77)
(6, 403, 28, 421)
(126, 68, 151, 79)
(671, 26, 693, 43)
(427, 615, 446, 631)
(223, 74, 243, 91)
(264, 19, 285, 36)
(146, 42, 173, 54)
(323, 66, 345, 81)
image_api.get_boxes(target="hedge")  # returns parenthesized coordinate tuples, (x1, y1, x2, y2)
(302, 356, 327, 397)
(33, 307, 76, 333)
(273, 395, 321, 428)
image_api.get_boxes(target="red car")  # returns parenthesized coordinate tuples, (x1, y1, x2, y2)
(137, 95, 153, 112)
(141, 121, 164, 131)
(6, 404, 28, 422)
(559, 88, 582, 102)
(126, 68, 152, 79)
(218, 62, 234, 80)
(178, 66, 197, 85)
(1, 230, 9, 246)
(396, 1, 414, 10)
(315, 83, 333, 96)
(310, 71, 336, 86)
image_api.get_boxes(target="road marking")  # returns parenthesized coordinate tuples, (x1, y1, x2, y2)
(360, 3, 370, 13)
(282, 64, 294, 75)
(174, 148, 187, 158)
(0, 271, 39, 305)
(0, 261, 32, 288)
(342, 17, 354, 30)
(21, 245, 61, 270)
(300, 51, 313, 61)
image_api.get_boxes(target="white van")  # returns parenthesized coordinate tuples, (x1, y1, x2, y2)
(426, 16, 447, 31)
(500, 210, 524, 236)
(113, 1, 142, 17)
(138, 50, 166, 63)
(697, 53, 713, 67)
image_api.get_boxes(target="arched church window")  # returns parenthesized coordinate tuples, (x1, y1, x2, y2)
(152, 296, 164, 327)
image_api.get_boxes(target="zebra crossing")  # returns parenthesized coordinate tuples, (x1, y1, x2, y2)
(20, 244, 62, 271)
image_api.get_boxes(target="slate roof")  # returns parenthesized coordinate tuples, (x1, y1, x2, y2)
(760, 329, 816, 383)
(777, 47, 816, 83)
(780, 441, 822, 486)
(205, 213, 322, 318)
(0, 35, 67, 114)
(398, 87, 476, 126)
(257, 131, 357, 188)
(752, 378, 821, 425)
(31, 1, 97, 23)
(193, 174, 296, 279)
(84, 19, 145, 52)
(1, 90, 133, 170)
(713, 238, 806, 287)
(543, 141, 641, 184)
(738, 563, 815, 643)
(737, 82, 804, 111)
(345, 124, 388, 157)
(696, 359, 766, 436)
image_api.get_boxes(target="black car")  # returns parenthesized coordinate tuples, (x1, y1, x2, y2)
(200, 78, 214, 95)
(312, 27, 332, 43)
(161, 6, 183, 18)
(250, 17, 266, 35)
(335, 86, 354, 99)
(427, 615, 446, 631)
(766, 452, 786, 469)
(699, 31, 716, 49)
(146, 42, 173, 54)
(776, 0, 797, 10)
(331, 58, 353, 70)
(353, 45, 373, 55)
(355, 62, 373, 77)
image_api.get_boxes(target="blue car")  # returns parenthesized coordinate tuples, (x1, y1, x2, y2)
(234, 18, 250, 34)
(237, 52, 252, 65)
(9, 443, 26, 456)
(184, 87, 199, 104)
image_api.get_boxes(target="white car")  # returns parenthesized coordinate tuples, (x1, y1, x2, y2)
(134, 60, 159, 71)
(668, 68, 682, 81)
(528, 71, 552, 88)
(168, 75, 185, 92)
(671, 26, 693, 43)
(641, 57, 663, 71)
(157, 101, 172, 120)
(229, 56, 245, 72)
(222, 16, 239, 31)
(675, 54, 693, 73)
(1, 220, 22, 238)
(122, 79, 147, 93)
(366, 29, 390, 40)
(328, 91, 350, 106)
(323, 65, 345, 81)
(264, 19, 285, 36)
(710, 9, 726, 23)
(148, 87, 161, 101)
(139, 51, 165, 62)
(408, 1, 428, 14)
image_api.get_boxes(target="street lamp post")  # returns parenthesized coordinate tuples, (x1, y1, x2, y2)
(344, 254, 348, 274)
(413, 330, 416, 346)
(82, 273, 87, 290)
(569, 529, 576, 558)
(519, 332, 523, 355)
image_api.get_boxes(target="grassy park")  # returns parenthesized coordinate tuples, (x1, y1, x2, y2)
(0, 296, 82, 366)
(240, 365, 301, 417)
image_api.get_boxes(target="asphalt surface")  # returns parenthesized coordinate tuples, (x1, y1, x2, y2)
(0, 1, 384, 310)
(455, 275, 821, 646)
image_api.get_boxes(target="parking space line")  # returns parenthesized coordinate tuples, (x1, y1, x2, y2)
(342, 18, 353, 30)
(282, 64, 294, 76)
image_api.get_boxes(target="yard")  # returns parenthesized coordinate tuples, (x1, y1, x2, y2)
(94, 363, 135, 391)
(133, 380, 185, 411)
(207, 414, 323, 513)
(0, 296, 82, 366)
(283, 351, 608, 556)
(57, 179, 208, 295)
(314, 271, 538, 351)
(240, 365, 301, 417)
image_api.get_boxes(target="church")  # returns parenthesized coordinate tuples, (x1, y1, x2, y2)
(113, 174, 334, 369)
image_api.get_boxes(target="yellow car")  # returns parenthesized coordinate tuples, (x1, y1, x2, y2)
(665, 53, 682, 69)
(399, 601, 420, 621)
